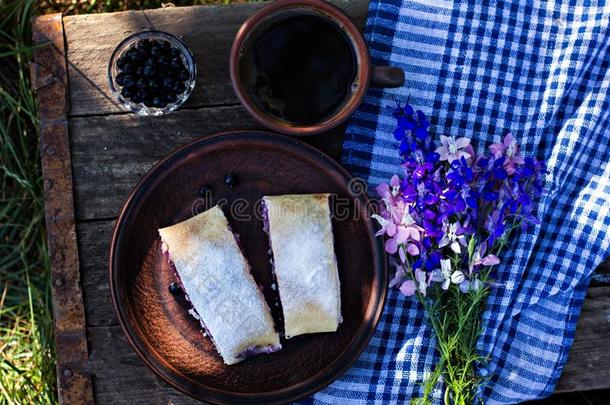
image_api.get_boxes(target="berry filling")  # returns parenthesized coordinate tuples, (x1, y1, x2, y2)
(161, 223, 281, 360)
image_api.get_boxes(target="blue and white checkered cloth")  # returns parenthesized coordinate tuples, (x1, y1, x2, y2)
(308, 1, 610, 403)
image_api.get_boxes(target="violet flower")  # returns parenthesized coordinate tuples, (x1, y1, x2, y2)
(377, 103, 544, 297)
(438, 221, 467, 254)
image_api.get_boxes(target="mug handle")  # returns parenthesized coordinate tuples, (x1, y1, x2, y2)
(370, 66, 405, 88)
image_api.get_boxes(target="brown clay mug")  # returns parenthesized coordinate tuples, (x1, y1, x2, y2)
(230, 0, 405, 136)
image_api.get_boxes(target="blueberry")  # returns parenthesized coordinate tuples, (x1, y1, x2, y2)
(142, 65, 156, 77)
(136, 90, 148, 101)
(171, 47, 181, 57)
(144, 98, 155, 107)
(116, 55, 128, 69)
(157, 55, 169, 66)
(131, 92, 143, 103)
(116, 72, 126, 86)
(149, 78, 161, 91)
(178, 69, 190, 81)
(144, 58, 156, 67)
(122, 63, 135, 74)
(136, 66, 144, 76)
(173, 81, 186, 94)
(168, 282, 181, 294)
(151, 45, 162, 57)
(136, 39, 151, 53)
(170, 57, 184, 70)
(162, 77, 174, 89)
(224, 172, 238, 188)
(199, 185, 212, 197)
(136, 77, 147, 90)
(161, 40, 171, 51)
(151, 97, 165, 108)
(121, 86, 134, 99)
(164, 92, 178, 103)
(127, 48, 144, 63)
(123, 75, 136, 88)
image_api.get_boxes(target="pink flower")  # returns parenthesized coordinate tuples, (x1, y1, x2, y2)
(372, 214, 396, 238)
(469, 242, 501, 272)
(395, 210, 422, 243)
(376, 175, 402, 201)
(389, 262, 408, 288)
(488, 133, 525, 175)
(399, 268, 428, 297)
(399, 280, 416, 296)
(436, 135, 471, 162)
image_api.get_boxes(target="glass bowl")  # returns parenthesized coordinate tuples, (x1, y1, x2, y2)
(107, 30, 197, 116)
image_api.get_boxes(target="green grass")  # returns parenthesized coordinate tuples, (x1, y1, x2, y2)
(0, 0, 56, 403)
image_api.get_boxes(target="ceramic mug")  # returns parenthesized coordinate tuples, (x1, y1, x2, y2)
(230, 0, 405, 136)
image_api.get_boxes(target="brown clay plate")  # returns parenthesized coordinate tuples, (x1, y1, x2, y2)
(109, 131, 387, 404)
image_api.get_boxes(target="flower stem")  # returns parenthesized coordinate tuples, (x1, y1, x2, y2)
(414, 274, 491, 404)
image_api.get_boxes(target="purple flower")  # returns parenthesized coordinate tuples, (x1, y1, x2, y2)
(376, 109, 545, 297)
(438, 221, 467, 253)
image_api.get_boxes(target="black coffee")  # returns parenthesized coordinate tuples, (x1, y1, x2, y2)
(241, 13, 357, 124)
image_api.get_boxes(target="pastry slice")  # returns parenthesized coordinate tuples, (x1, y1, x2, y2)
(262, 193, 342, 338)
(158, 205, 280, 365)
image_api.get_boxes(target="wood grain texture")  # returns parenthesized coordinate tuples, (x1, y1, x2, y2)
(63, 0, 368, 117)
(70, 105, 344, 220)
(87, 325, 199, 404)
(555, 286, 610, 393)
(31, 14, 94, 405)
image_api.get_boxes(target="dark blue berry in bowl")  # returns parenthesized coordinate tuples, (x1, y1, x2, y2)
(122, 63, 135, 74)
(151, 97, 165, 108)
(162, 76, 174, 89)
(108, 30, 196, 116)
(121, 86, 134, 99)
(149, 78, 161, 91)
(151, 45, 163, 57)
(173, 82, 186, 94)
(116, 72, 126, 86)
(178, 69, 190, 81)
(142, 65, 157, 78)
(165, 92, 178, 103)
(116, 55, 128, 68)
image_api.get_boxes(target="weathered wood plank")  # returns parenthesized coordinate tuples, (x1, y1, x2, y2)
(63, 1, 369, 117)
(70, 105, 254, 220)
(31, 14, 94, 405)
(555, 285, 610, 393)
(77, 220, 117, 327)
(87, 325, 198, 404)
(70, 105, 344, 220)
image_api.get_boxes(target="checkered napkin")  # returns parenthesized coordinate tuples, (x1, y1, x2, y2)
(307, 1, 610, 403)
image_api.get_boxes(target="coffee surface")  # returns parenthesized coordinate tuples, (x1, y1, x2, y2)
(245, 14, 357, 124)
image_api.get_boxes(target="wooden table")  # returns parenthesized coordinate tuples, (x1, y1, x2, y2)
(30, 2, 610, 403)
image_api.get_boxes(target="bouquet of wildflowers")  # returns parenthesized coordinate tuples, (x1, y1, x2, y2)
(373, 104, 545, 404)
